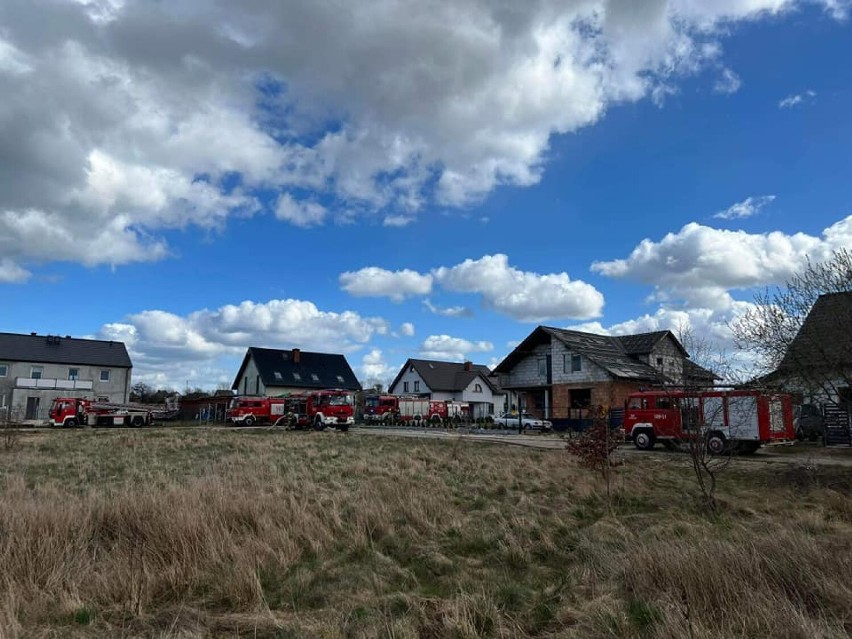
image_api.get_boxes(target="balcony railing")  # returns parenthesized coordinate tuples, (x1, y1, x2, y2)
(14, 377, 94, 390)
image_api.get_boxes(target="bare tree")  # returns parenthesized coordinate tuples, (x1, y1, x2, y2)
(730, 248, 852, 402)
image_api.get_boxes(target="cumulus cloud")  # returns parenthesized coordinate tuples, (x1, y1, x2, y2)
(360, 348, 397, 386)
(713, 194, 776, 220)
(713, 68, 742, 94)
(98, 298, 388, 389)
(419, 334, 493, 361)
(339, 267, 433, 302)
(0, 258, 31, 283)
(423, 299, 474, 318)
(779, 89, 816, 108)
(0, 0, 844, 279)
(434, 254, 604, 322)
(591, 215, 852, 309)
(275, 194, 327, 227)
(399, 322, 415, 337)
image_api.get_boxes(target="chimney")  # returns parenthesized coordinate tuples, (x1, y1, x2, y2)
(30, 332, 36, 336)
(464, 360, 472, 371)
(292, 348, 301, 364)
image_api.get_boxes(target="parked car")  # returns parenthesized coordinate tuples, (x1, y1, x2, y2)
(494, 411, 552, 432)
(794, 403, 824, 441)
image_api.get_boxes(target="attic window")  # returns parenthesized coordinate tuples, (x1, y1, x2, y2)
(428, 363, 434, 369)
(409, 365, 415, 372)
(293, 372, 302, 381)
(474, 383, 482, 393)
(273, 372, 282, 381)
(311, 373, 319, 382)
(336, 375, 345, 383)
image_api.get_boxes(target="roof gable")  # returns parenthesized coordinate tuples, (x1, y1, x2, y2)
(779, 291, 852, 372)
(0, 332, 132, 368)
(232, 347, 361, 392)
(494, 326, 687, 382)
(389, 359, 500, 394)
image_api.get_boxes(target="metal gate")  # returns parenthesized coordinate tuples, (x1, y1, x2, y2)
(823, 403, 851, 447)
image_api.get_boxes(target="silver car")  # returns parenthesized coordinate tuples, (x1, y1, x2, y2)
(494, 411, 552, 431)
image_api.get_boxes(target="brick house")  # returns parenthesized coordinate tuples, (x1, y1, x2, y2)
(492, 327, 696, 421)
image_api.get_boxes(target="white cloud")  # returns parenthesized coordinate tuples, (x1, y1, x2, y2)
(0, 259, 31, 283)
(0, 0, 844, 278)
(423, 299, 474, 318)
(713, 194, 776, 220)
(360, 348, 397, 386)
(339, 267, 433, 302)
(779, 89, 816, 108)
(592, 215, 852, 309)
(434, 254, 604, 322)
(98, 298, 388, 389)
(399, 322, 415, 337)
(275, 193, 328, 228)
(419, 334, 493, 362)
(383, 215, 415, 228)
(713, 68, 742, 94)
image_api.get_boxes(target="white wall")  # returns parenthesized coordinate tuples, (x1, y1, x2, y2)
(390, 365, 429, 395)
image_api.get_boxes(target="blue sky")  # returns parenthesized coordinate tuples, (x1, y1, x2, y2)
(1, 0, 850, 390)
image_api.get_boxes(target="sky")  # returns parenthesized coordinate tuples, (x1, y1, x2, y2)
(1, 0, 851, 391)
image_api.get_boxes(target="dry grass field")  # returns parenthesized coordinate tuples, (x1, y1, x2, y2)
(0, 428, 850, 638)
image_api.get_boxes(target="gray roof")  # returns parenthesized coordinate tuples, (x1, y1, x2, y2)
(778, 291, 852, 372)
(494, 326, 687, 382)
(232, 347, 361, 392)
(389, 359, 501, 394)
(0, 332, 132, 368)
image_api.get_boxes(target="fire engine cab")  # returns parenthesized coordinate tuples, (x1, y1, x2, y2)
(624, 389, 795, 454)
(227, 389, 355, 430)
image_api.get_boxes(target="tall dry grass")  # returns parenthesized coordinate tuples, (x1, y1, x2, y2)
(0, 429, 849, 638)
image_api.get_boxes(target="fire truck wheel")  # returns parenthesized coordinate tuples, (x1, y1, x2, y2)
(243, 415, 255, 426)
(314, 415, 325, 430)
(131, 415, 145, 428)
(65, 418, 78, 428)
(707, 432, 727, 455)
(633, 430, 655, 451)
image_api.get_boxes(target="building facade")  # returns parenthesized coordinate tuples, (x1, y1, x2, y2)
(0, 332, 132, 423)
(388, 359, 505, 419)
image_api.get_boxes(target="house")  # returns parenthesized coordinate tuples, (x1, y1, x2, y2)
(492, 326, 699, 421)
(766, 291, 852, 406)
(0, 331, 132, 423)
(231, 347, 361, 396)
(388, 359, 505, 419)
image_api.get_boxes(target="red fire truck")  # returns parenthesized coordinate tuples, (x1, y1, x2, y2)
(363, 394, 470, 425)
(624, 389, 795, 454)
(48, 397, 153, 428)
(227, 389, 355, 430)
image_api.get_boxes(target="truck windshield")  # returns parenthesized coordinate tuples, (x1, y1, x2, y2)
(365, 397, 378, 408)
(327, 394, 353, 406)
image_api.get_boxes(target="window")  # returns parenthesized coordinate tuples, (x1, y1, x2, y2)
(311, 373, 320, 382)
(68, 368, 79, 381)
(571, 355, 581, 373)
(99, 369, 110, 382)
(570, 388, 591, 408)
(273, 371, 283, 381)
(414, 381, 420, 392)
(474, 383, 482, 393)
(31, 366, 44, 379)
(96, 396, 109, 402)
(538, 359, 546, 376)
(336, 375, 345, 383)
(656, 357, 664, 366)
(0, 363, 7, 378)
(292, 372, 302, 381)
(403, 381, 409, 392)
(628, 397, 649, 409)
